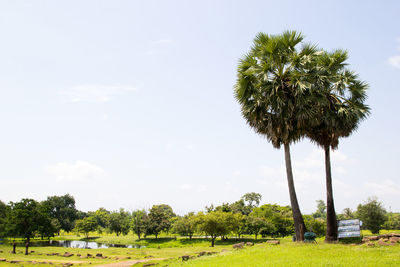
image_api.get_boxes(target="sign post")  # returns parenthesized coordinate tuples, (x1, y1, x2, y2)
(338, 219, 361, 238)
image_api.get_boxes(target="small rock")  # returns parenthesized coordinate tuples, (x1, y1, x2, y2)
(80, 256, 87, 259)
(368, 236, 379, 241)
(0, 258, 6, 262)
(232, 242, 245, 249)
(362, 237, 370, 243)
(144, 255, 154, 258)
(267, 240, 280, 245)
(95, 253, 102, 257)
(182, 255, 190, 261)
(367, 242, 375, 247)
(63, 252, 74, 257)
(246, 242, 254, 246)
(77, 254, 81, 257)
(87, 254, 93, 257)
(143, 264, 157, 267)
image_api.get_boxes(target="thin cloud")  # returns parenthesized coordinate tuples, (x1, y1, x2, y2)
(59, 85, 136, 103)
(152, 39, 175, 45)
(45, 161, 105, 182)
(388, 38, 400, 69)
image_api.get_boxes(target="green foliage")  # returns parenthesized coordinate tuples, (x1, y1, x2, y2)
(88, 207, 110, 229)
(383, 213, 400, 230)
(74, 216, 98, 238)
(5, 199, 54, 241)
(0, 200, 7, 237)
(312, 200, 326, 219)
(251, 204, 294, 237)
(197, 211, 235, 247)
(41, 194, 78, 233)
(357, 197, 387, 234)
(132, 209, 149, 240)
(304, 215, 326, 237)
(171, 212, 198, 239)
(147, 204, 175, 238)
(337, 208, 355, 220)
(108, 209, 131, 236)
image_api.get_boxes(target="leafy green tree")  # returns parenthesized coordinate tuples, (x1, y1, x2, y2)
(5, 199, 54, 254)
(251, 204, 294, 237)
(108, 209, 131, 236)
(383, 213, 400, 230)
(0, 200, 7, 237)
(304, 215, 326, 237)
(312, 200, 326, 219)
(230, 192, 262, 216)
(230, 213, 247, 239)
(234, 31, 318, 240)
(147, 204, 175, 238)
(74, 216, 98, 238)
(41, 194, 78, 234)
(357, 197, 387, 234)
(306, 50, 370, 242)
(197, 211, 233, 247)
(132, 209, 149, 240)
(246, 216, 268, 240)
(172, 212, 198, 239)
(88, 208, 110, 233)
(337, 208, 355, 220)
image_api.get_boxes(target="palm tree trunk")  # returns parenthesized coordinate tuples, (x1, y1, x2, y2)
(284, 143, 306, 241)
(324, 145, 338, 242)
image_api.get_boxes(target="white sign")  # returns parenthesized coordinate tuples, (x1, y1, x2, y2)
(338, 219, 361, 238)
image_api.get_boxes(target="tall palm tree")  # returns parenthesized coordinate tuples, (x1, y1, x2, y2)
(308, 50, 370, 242)
(234, 31, 320, 241)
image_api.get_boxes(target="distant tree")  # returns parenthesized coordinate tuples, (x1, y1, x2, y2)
(383, 213, 400, 230)
(242, 192, 262, 210)
(214, 203, 232, 213)
(312, 200, 326, 219)
(132, 210, 149, 240)
(147, 204, 175, 238)
(74, 216, 98, 238)
(41, 194, 78, 234)
(246, 216, 268, 240)
(251, 204, 294, 237)
(357, 197, 387, 234)
(197, 211, 233, 247)
(338, 208, 355, 220)
(5, 199, 54, 254)
(88, 208, 110, 233)
(304, 215, 326, 237)
(230, 213, 246, 239)
(172, 212, 198, 239)
(0, 200, 8, 237)
(108, 209, 131, 236)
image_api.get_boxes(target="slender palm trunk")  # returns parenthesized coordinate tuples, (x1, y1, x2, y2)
(324, 145, 338, 242)
(284, 143, 306, 241)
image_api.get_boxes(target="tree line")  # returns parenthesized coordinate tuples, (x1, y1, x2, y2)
(0, 193, 398, 249)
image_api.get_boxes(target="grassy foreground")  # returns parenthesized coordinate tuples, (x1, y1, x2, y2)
(166, 241, 400, 267)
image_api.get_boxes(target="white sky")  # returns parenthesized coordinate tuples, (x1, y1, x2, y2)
(0, 0, 399, 215)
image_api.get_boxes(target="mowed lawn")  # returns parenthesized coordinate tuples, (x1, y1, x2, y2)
(167, 241, 400, 267)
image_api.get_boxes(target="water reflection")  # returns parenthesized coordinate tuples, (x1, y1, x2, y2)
(27, 240, 144, 249)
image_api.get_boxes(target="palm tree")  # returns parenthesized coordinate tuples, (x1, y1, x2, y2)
(234, 31, 320, 241)
(307, 50, 370, 242)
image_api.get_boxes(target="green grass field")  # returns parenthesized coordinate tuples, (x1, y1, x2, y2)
(1, 231, 399, 266)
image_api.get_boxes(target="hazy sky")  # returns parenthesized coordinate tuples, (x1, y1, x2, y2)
(1, 0, 399, 215)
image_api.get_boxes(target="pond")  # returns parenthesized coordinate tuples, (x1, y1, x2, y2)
(8, 240, 145, 249)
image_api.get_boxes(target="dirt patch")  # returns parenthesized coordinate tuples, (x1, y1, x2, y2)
(95, 258, 166, 267)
